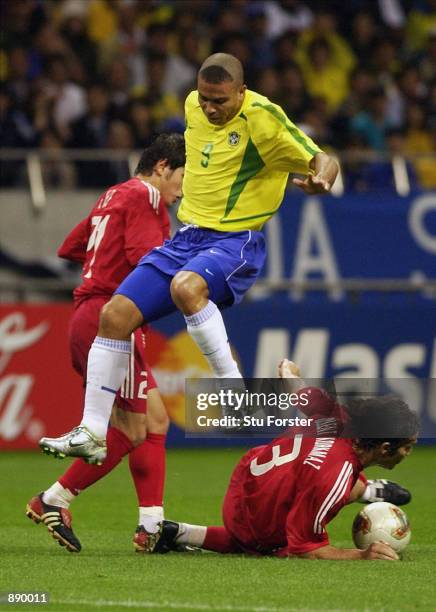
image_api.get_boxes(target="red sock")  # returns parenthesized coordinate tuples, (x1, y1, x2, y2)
(128, 433, 166, 506)
(59, 427, 133, 495)
(203, 526, 241, 553)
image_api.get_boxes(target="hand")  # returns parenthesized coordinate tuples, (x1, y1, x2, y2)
(292, 174, 332, 195)
(278, 359, 301, 379)
(361, 542, 399, 561)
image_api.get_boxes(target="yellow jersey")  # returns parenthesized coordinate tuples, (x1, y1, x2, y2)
(178, 89, 322, 232)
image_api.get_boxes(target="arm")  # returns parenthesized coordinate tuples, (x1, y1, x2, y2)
(278, 359, 342, 421)
(248, 103, 337, 194)
(57, 217, 89, 263)
(299, 542, 399, 561)
(292, 152, 339, 195)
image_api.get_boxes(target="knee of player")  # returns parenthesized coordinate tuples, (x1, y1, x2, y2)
(147, 410, 170, 435)
(130, 425, 147, 447)
(126, 414, 148, 447)
(99, 296, 139, 338)
(170, 272, 208, 310)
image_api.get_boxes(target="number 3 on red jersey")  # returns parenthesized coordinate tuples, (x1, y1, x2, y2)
(250, 435, 303, 476)
(84, 215, 111, 279)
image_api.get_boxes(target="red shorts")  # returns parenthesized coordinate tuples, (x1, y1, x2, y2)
(222, 448, 263, 555)
(69, 296, 157, 414)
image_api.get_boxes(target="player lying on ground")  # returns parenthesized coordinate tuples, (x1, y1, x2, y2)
(39, 52, 339, 463)
(28, 134, 185, 553)
(153, 361, 416, 561)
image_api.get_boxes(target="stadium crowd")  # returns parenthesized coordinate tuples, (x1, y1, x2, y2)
(1, 0, 435, 189)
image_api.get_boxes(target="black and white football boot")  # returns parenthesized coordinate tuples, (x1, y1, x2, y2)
(361, 479, 411, 506)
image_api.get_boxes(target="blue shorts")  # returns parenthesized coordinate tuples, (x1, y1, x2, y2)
(115, 225, 266, 322)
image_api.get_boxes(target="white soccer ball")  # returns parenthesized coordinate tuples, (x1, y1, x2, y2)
(352, 501, 411, 552)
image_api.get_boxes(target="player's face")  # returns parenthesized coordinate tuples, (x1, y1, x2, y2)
(161, 166, 184, 205)
(378, 437, 417, 470)
(197, 78, 246, 125)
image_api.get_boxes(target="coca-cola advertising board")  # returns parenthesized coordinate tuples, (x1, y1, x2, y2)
(0, 305, 83, 449)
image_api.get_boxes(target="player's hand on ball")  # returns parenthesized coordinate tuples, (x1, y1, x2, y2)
(278, 359, 301, 379)
(362, 542, 399, 561)
(292, 174, 331, 194)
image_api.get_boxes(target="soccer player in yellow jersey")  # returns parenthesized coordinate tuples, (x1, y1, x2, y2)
(40, 55, 338, 490)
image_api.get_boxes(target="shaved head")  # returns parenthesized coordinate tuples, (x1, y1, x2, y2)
(199, 53, 244, 87)
(197, 53, 246, 125)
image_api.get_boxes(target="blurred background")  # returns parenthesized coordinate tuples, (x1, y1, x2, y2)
(0, 0, 435, 449)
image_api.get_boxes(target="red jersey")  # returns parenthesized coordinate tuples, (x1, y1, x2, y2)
(224, 388, 362, 556)
(58, 178, 170, 306)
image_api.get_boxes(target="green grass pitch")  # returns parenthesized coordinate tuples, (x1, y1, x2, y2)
(1, 445, 435, 611)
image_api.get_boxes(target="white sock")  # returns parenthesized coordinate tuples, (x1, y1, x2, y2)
(360, 485, 372, 502)
(185, 301, 242, 378)
(80, 336, 131, 438)
(139, 506, 164, 533)
(175, 522, 207, 547)
(42, 481, 75, 509)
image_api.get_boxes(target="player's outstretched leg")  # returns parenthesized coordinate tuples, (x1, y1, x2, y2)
(151, 521, 240, 554)
(39, 295, 143, 461)
(26, 492, 81, 552)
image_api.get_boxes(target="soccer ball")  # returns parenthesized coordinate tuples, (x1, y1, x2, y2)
(352, 502, 411, 552)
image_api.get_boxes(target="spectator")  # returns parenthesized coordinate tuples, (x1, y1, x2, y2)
(296, 9, 356, 77)
(255, 68, 281, 101)
(0, 87, 35, 186)
(87, 0, 118, 46)
(104, 120, 134, 185)
(246, 4, 275, 71)
(68, 82, 111, 149)
(42, 54, 86, 140)
(350, 87, 393, 151)
(353, 128, 419, 193)
(161, 29, 199, 97)
(298, 105, 332, 149)
(38, 129, 76, 189)
(176, 27, 206, 72)
(99, 0, 146, 89)
(68, 83, 112, 187)
(274, 63, 309, 121)
(218, 33, 254, 85)
(1, 0, 47, 49)
(5, 47, 33, 111)
(1, 0, 435, 196)
(405, 103, 436, 189)
(341, 67, 376, 119)
(297, 37, 349, 114)
(406, 0, 436, 52)
(127, 98, 154, 149)
(142, 52, 183, 129)
(370, 37, 401, 82)
(106, 58, 132, 118)
(349, 11, 379, 60)
(397, 65, 428, 106)
(416, 29, 436, 83)
(60, 10, 98, 80)
(263, 1, 314, 39)
(331, 67, 376, 149)
(273, 31, 298, 70)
